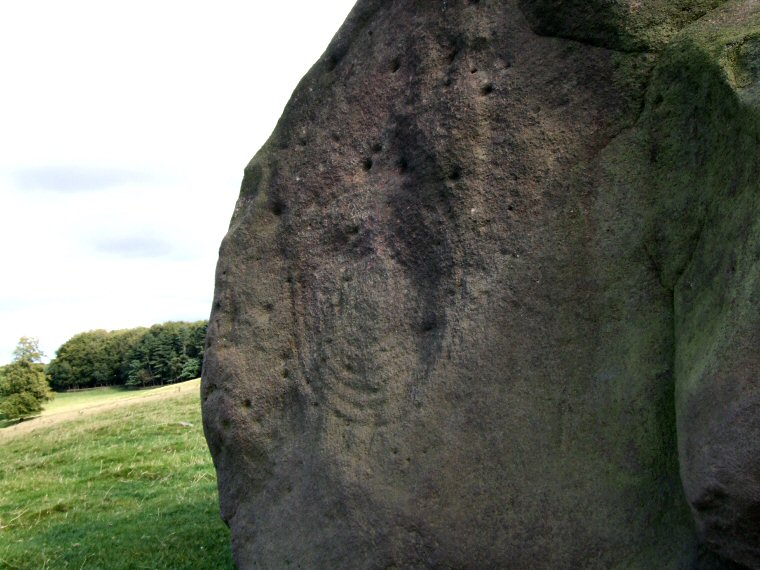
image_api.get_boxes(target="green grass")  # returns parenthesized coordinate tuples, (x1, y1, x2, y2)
(41, 381, 201, 416)
(0, 386, 235, 569)
(41, 385, 135, 415)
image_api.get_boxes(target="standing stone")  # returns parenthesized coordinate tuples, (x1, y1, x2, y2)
(202, 1, 760, 568)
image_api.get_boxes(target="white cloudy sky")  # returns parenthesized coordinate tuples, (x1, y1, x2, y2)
(0, 0, 356, 364)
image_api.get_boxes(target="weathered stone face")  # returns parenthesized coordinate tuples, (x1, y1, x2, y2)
(202, 1, 760, 568)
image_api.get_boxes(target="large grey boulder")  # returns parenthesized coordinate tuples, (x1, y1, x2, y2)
(202, 1, 760, 567)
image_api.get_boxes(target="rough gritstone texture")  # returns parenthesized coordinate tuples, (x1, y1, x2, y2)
(202, 1, 760, 568)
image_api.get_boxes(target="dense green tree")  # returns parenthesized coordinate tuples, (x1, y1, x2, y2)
(110, 328, 146, 383)
(124, 321, 207, 387)
(47, 330, 109, 390)
(48, 321, 207, 391)
(179, 357, 201, 380)
(0, 337, 52, 420)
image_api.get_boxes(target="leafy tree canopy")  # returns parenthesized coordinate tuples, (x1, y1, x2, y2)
(13, 336, 44, 364)
(47, 321, 208, 391)
(0, 337, 52, 420)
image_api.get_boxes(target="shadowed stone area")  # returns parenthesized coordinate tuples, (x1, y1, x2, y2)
(202, 1, 760, 567)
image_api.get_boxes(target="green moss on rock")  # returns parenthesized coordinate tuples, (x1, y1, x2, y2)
(519, 0, 728, 51)
(606, 2, 760, 565)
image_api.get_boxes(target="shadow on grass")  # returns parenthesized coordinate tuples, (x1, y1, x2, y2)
(0, 417, 34, 429)
(0, 494, 235, 570)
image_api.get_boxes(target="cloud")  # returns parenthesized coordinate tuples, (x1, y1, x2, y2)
(12, 166, 156, 193)
(0, 0, 358, 365)
(91, 232, 176, 259)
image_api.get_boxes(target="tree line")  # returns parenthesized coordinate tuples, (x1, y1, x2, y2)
(47, 321, 208, 390)
(0, 321, 207, 421)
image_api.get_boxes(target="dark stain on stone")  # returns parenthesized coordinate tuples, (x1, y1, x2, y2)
(271, 199, 285, 217)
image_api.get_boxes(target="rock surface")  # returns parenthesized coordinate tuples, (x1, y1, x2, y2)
(202, 1, 760, 568)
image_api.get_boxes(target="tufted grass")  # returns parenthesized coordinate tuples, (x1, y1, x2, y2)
(0, 385, 234, 569)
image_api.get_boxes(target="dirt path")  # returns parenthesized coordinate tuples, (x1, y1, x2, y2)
(0, 382, 200, 441)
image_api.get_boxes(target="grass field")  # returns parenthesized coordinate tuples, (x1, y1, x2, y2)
(40, 382, 200, 416)
(40, 384, 179, 415)
(0, 380, 235, 569)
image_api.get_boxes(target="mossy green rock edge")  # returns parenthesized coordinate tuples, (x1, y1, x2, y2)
(645, 4, 760, 568)
(519, 0, 728, 51)
(202, 1, 760, 568)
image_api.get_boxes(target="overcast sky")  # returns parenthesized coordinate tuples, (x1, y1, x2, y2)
(0, 0, 357, 365)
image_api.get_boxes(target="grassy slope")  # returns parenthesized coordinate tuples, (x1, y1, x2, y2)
(41, 381, 201, 416)
(0, 383, 234, 569)
(41, 386, 134, 415)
